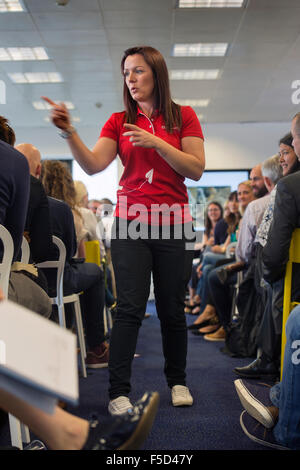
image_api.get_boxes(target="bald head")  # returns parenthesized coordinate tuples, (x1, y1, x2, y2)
(15, 143, 41, 178)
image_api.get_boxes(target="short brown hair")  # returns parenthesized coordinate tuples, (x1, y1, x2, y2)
(0, 116, 15, 145)
(121, 46, 181, 133)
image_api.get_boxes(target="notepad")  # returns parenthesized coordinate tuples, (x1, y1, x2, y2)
(0, 299, 79, 413)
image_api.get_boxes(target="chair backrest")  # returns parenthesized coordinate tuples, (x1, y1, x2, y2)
(281, 228, 300, 378)
(21, 236, 30, 264)
(37, 235, 66, 306)
(0, 225, 14, 298)
(84, 240, 101, 266)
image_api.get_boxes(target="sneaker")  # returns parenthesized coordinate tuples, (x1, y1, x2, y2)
(234, 379, 278, 428)
(240, 410, 289, 450)
(108, 396, 134, 416)
(204, 326, 226, 342)
(171, 385, 193, 407)
(86, 342, 109, 369)
(84, 391, 160, 450)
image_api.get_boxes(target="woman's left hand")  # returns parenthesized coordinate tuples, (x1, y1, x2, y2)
(123, 123, 158, 149)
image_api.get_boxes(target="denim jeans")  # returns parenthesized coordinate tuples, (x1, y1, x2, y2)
(108, 220, 195, 399)
(208, 263, 237, 328)
(269, 305, 300, 449)
(195, 252, 226, 312)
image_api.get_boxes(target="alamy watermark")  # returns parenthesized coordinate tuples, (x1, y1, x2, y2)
(96, 197, 205, 249)
(0, 80, 6, 105)
(291, 80, 300, 105)
(291, 339, 300, 365)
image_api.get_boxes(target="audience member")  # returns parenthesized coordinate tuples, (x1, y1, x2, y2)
(15, 143, 52, 265)
(185, 201, 223, 313)
(204, 163, 270, 342)
(237, 180, 255, 215)
(234, 303, 300, 450)
(0, 289, 159, 451)
(40, 160, 109, 369)
(234, 131, 300, 377)
(190, 191, 241, 316)
(88, 199, 102, 219)
(0, 121, 52, 318)
(74, 182, 116, 310)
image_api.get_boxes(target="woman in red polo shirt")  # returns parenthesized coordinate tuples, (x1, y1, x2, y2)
(43, 46, 205, 415)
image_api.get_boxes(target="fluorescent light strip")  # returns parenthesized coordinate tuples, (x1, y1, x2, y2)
(0, 0, 24, 12)
(0, 47, 49, 61)
(170, 69, 220, 80)
(174, 99, 210, 107)
(173, 43, 228, 57)
(178, 0, 244, 7)
(9, 72, 63, 83)
(34, 101, 75, 110)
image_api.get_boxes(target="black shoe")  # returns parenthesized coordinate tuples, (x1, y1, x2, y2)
(188, 319, 211, 330)
(234, 356, 279, 379)
(83, 391, 159, 450)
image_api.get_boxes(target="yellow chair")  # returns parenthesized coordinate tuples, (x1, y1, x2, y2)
(281, 228, 300, 378)
(84, 240, 101, 266)
(84, 240, 113, 333)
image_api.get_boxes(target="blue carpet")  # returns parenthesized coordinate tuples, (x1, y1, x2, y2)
(0, 301, 273, 451)
(68, 301, 269, 451)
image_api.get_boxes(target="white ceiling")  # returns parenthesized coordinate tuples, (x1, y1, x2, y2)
(1, 0, 300, 151)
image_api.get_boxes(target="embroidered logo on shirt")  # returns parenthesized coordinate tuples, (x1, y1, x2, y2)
(145, 168, 154, 184)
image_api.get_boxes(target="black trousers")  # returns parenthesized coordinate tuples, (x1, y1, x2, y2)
(108, 219, 195, 399)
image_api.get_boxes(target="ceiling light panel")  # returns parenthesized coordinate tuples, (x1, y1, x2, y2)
(178, 0, 244, 6)
(174, 99, 210, 107)
(170, 69, 220, 80)
(0, 0, 24, 12)
(173, 43, 228, 57)
(9, 72, 63, 83)
(0, 47, 49, 61)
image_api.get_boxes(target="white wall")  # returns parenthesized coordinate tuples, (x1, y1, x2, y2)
(201, 121, 291, 170)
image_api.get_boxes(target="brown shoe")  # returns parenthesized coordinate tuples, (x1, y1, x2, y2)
(86, 342, 109, 369)
(204, 326, 226, 342)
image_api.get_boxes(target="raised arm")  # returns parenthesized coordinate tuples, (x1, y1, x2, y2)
(42, 97, 117, 175)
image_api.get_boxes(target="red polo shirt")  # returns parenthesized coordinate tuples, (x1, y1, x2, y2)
(100, 105, 204, 225)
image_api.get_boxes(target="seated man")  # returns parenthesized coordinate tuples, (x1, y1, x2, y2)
(205, 162, 271, 341)
(235, 120, 300, 378)
(234, 303, 300, 450)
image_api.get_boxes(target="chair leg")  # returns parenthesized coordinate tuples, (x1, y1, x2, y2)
(73, 300, 87, 378)
(57, 302, 66, 328)
(8, 414, 26, 449)
(103, 306, 108, 336)
(21, 423, 31, 444)
(107, 306, 113, 330)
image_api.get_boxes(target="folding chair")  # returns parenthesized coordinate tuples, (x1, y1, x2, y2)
(37, 236, 87, 378)
(0, 225, 30, 449)
(280, 228, 300, 379)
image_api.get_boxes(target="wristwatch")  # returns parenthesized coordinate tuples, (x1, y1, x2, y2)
(59, 125, 76, 139)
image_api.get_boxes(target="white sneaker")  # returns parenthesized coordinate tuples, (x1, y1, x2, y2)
(108, 396, 134, 416)
(171, 385, 193, 407)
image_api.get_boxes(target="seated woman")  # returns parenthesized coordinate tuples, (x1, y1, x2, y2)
(191, 190, 241, 315)
(189, 182, 254, 330)
(74, 181, 116, 311)
(185, 201, 224, 313)
(40, 160, 108, 369)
